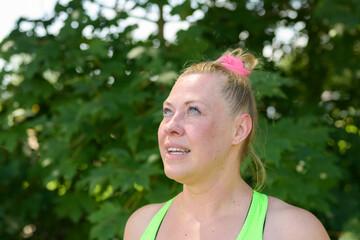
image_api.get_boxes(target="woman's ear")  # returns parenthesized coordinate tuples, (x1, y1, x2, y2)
(232, 113, 252, 145)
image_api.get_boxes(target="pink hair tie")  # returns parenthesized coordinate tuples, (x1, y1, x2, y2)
(217, 55, 251, 77)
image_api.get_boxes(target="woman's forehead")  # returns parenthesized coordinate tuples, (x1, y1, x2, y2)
(165, 73, 227, 105)
(173, 73, 225, 92)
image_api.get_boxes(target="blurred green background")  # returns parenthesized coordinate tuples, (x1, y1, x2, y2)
(0, 0, 359, 239)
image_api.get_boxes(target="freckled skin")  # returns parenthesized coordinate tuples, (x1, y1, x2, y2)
(158, 73, 236, 186)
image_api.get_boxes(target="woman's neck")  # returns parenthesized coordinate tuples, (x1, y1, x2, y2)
(178, 174, 253, 221)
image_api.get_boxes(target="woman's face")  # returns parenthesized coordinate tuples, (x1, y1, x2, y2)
(158, 73, 237, 185)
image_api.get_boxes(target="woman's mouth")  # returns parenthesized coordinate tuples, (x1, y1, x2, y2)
(167, 147, 191, 155)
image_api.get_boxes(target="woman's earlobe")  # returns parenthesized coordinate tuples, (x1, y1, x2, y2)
(232, 113, 252, 145)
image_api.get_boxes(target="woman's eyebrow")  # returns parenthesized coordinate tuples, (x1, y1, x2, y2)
(164, 99, 209, 107)
(185, 100, 210, 109)
(184, 100, 203, 105)
(163, 100, 173, 107)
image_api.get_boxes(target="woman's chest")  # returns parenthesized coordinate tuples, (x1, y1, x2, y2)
(155, 214, 245, 240)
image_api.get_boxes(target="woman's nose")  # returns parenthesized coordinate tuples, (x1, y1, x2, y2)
(164, 113, 185, 136)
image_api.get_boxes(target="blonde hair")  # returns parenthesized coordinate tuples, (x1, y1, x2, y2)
(180, 48, 265, 190)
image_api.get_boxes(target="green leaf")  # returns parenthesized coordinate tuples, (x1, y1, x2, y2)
(76, 163, 115, 193)
(170, 0, 196, 21)
(0, 129, 20, 153)
(251, 71, 293, 100)
(88, 202, 126, 240)
(55, 193, 95, 223)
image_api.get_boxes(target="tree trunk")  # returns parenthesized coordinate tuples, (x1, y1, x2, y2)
(157, 3, 165, 46)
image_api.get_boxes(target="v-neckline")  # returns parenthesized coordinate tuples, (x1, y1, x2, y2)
(155, 190, 258, 240)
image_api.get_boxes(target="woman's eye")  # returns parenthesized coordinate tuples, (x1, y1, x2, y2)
(163, 108, 172, 115)
(188, 107, 200, 114)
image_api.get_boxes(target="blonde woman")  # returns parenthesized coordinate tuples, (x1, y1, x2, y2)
(124, 49, 330, 240)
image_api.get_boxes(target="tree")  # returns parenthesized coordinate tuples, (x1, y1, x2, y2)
(0, 0, 359, 239)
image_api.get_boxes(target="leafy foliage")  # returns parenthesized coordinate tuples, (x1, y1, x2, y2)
(0, 0, 359, 239)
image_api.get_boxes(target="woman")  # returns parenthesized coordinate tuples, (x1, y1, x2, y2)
(124, 49, 330, 240)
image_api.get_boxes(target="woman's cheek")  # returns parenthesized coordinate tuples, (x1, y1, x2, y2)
(158, 121, 165, 138)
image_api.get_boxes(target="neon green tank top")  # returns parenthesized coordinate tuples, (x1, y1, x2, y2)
(140, 190, 268, 240)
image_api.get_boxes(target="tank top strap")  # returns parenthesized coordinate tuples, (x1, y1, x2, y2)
(140, 198, 174, 240)
(236, 190, 269, 240)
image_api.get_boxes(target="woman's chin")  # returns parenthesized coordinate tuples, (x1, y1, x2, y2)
(164, 167, 189, 184)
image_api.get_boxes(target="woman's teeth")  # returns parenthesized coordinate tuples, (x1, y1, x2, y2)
(167, 148, 190, 154)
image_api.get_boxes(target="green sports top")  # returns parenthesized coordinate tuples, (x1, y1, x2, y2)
(140, 190, 268, 240)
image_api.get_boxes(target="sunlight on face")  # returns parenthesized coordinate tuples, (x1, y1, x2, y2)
(158, 73, 236, 184)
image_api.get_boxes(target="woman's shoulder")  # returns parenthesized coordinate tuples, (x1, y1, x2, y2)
(264, 196, 330, 240)
(123, 202, 165, 240)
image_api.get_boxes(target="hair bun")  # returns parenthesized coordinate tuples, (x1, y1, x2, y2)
(222, 48, 258, 73)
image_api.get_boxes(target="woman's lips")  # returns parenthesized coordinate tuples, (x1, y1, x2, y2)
(164, 143, 190, 159)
